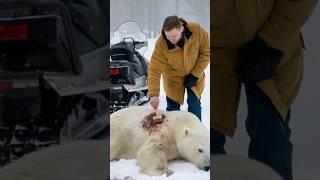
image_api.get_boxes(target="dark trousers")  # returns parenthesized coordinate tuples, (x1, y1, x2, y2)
(166, 88, 202, 120)
(212, 84, 293, 180)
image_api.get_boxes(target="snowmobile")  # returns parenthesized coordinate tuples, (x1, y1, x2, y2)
(0, 0, 108, 165)
(109, 21, 149, 113)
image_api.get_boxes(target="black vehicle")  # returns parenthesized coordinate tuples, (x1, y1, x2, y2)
(109, 21, 149, 113)
(0, 0, 108, 165)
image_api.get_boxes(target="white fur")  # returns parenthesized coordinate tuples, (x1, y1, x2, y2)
(110, 106, 210, 176)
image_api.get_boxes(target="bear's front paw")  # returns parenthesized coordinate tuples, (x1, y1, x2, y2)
(157, 167, 174, 177)
(164, 168, 174, 177)
(140, 167, 174, 176)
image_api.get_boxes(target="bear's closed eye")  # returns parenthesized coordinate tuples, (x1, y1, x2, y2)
(198, 149, 204, 153)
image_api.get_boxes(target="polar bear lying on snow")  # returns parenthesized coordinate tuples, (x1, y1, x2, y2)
(110, 106, 210, 176)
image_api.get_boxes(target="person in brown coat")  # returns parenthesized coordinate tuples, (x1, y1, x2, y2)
(212, 1, 318, 180)
(147, 16, 210, 120)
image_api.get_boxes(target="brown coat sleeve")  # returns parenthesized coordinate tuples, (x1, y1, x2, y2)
(147, 39, 167, 97)
(191, 25, 210, 78)
(258, 0, 318, 51)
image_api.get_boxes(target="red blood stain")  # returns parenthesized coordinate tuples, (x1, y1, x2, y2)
(141, 112, 167, 135)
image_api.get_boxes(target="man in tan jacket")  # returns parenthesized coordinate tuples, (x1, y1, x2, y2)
(148, 16, 210, 120)
(212, 1, 318, 180)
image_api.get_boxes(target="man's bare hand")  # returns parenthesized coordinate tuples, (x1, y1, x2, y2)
(150, 96, 160, 110)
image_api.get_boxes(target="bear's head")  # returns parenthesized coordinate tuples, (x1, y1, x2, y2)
(173, 112, 210, 171)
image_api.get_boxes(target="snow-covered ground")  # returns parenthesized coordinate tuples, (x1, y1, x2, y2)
(110, 38, 210, 180)
(111, 159, 209, 180)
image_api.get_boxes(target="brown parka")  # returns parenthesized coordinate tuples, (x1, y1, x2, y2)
(212, 0, 318, 137)
(148, 20, 210, 104)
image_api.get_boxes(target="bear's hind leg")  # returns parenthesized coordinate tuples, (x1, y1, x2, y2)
(110, 138, 120, 160)
(110, 127, 126, 160)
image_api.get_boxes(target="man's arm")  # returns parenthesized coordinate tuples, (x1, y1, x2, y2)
(258, 0, 318, 51)
(191, 25, 210, 78)
(147, 39, 167, 97)
(236, 0, 318, 83)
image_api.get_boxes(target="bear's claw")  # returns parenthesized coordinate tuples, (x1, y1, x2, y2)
(164, 169, 174, 177)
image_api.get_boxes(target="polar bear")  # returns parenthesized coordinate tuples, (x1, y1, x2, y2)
(110, 106, 210, 176)
(213, 155, 283, 180)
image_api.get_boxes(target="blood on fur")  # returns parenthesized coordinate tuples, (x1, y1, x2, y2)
(141, 112, 167, 134)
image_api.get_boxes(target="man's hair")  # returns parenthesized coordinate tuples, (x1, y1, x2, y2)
(162, 15, 183, 32)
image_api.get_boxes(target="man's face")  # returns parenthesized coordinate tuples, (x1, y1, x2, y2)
(164, 26, 184, 45)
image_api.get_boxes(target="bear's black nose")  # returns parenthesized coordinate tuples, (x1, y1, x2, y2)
(204, 166, 210, 171)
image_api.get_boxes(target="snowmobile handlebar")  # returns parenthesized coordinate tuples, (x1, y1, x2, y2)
(123, 37, 146, 50)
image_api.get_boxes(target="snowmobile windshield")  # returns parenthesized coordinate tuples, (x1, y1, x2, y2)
(111, 21, 148, 55)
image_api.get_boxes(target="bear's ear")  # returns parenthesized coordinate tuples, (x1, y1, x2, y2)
(184, 127, 191, 136)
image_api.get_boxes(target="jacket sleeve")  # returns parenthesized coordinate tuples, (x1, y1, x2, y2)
(147, 39, 167, 97)
(191, 25, 210, 78)
(258, 0, 318, 51)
